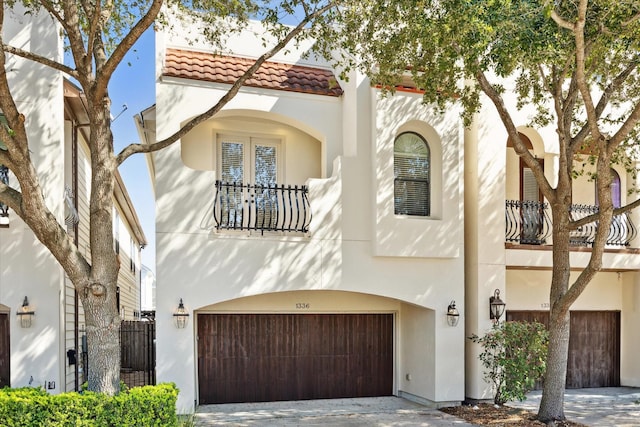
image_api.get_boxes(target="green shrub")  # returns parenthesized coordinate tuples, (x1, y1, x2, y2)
(470, 321, 548, 405)
(0, 383, 178, 426)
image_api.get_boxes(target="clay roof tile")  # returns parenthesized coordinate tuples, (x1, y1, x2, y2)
(163, 48, 343, 97)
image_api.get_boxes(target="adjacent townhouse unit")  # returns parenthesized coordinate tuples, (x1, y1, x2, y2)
(0, 7, 146, 392)
(138, 16, 640, 413)
(465, 94, 640, 400)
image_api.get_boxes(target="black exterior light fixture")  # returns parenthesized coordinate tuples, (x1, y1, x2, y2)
(173, 298, 189, 329)
(17, 296, 35, 328)
(489, 289, 506, 322)
(446, 301, 460, 327)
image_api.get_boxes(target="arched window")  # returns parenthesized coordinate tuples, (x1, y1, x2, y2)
(595, 168, 621, 208)
(394, 132, 430, 216)
(611, 169, 621, 208)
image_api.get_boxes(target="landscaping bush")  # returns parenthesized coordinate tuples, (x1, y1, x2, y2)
(0, 383, 178, 426)
(470, 321, 548, 405)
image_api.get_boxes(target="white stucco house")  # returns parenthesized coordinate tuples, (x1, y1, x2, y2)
(138, 20, 465, 413)
(137, 16, 640, 414)
(0, 8, 146, 392)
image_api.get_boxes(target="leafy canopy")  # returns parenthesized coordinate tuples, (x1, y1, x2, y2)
(322, 0, 640, 131)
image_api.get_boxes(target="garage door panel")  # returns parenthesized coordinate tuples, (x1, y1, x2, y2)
(198, 313, 393, 404)
(507, 310, 620, 389)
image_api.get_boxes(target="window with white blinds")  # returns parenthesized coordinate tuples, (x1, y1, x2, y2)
(220, 141, 245, 183)
(522, 168, 539, 202)
(254, 145, 277, 185)
(217, 135, 281, 229)
(217, 135, 280, 184)
(394, 132, 430, 216)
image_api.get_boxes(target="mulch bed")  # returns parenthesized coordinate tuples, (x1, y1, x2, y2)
(440, 403, 588, 426)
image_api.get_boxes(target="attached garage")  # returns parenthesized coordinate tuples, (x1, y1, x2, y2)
(506, 311, 620, 388)
(197, 313, 394, 404)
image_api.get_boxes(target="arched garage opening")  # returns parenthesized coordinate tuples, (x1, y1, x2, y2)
(194, 290, 435, 404)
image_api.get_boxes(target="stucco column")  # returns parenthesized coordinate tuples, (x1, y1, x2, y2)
(464, 108, 507, 401)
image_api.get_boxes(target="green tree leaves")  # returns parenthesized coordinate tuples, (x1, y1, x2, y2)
(470, 321, 549, 405)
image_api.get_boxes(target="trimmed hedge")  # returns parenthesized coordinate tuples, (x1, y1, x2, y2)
(0, 383, 178, 426)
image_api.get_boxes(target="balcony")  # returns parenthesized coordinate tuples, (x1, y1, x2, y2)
(505, 200, 637, 248)
(213, 181, 312, 235)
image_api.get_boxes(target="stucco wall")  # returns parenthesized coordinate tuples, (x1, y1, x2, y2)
(371, 91, 463, 258)
(507, 270, 622, 311)
(622, 274, 640, 386)
(0, 6, 64, 392)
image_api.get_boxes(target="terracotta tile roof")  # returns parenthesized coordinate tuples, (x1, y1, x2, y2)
(163, 48, 343, 97)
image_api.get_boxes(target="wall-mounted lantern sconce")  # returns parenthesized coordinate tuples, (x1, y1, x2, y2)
(17, 296, 35, 328)
(446, 301, 460, 327)
(489, 289, 506, 322)
(173, 298, 189, 329)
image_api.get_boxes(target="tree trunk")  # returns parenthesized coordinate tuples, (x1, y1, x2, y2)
(83, 281, 121, 394)
(538, 203, 572, 422)
(538, 307, 570, 422)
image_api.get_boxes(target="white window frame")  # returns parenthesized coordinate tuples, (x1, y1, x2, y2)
(216, 133, 283, 184)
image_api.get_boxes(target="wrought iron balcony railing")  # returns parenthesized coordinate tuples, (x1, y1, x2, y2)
(213, 181, 312, 235)
(505, 200, 637, 247)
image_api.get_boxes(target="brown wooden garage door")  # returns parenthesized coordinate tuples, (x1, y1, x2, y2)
(197, 313, 393, 404)
(506, 311, 620, 388)
(0, 313, 9, 388)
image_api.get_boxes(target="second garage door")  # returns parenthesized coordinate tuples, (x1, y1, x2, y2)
(506, 310, 620, 388)
(197, 313, 393, 404)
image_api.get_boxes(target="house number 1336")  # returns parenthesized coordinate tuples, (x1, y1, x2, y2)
(296, 303, 310, 309)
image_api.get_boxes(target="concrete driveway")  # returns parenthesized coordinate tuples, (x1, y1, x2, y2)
(194, 388, 640, 426)
(508, 387, 640, 427)
(194, 397, 476, 426)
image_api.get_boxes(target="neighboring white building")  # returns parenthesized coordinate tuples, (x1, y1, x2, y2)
(141, 265, 156, 312)
(0, 7, 146, 392)
(137, 16, 640, 413)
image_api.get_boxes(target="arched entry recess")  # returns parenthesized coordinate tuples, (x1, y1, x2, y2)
(193, 290, 436, 404)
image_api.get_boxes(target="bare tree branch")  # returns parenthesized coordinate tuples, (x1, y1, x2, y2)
(0, 181, 23, 216)
(571, 58, 638, 147)
(570, 197, 640, 230)
(573, 0, 602, 144)
(84, 0, 103, 67)
(609, 100, 640, 151)
(61, 0, 92, 83)
(99, 0, 163, 99)
(2, 43, 78, 78)
(475, 69, 556, 204)
(551, 10, 575, 31)
(622, 11, 640, 27)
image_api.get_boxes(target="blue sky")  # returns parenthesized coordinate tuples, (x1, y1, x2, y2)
(109, 28, 156, 273)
